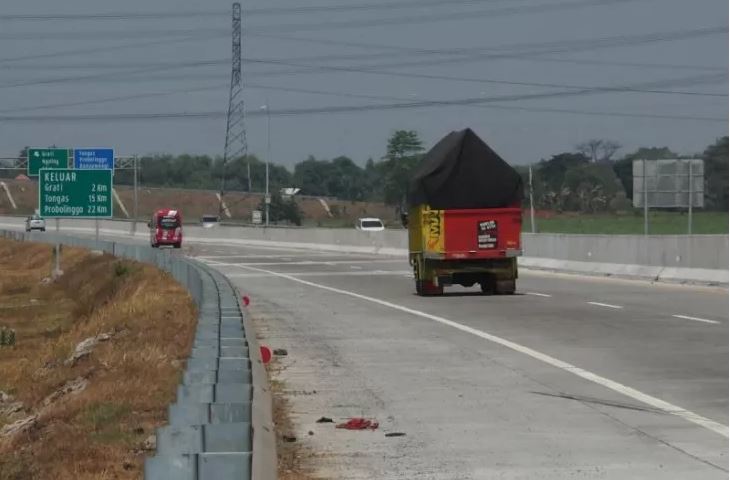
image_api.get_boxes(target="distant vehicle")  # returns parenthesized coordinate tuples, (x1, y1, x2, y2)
(25, 214, 46, 232)
(149, 209, 182, 248)
(200, 214, 219, 228)
(356, 217, 385, 232)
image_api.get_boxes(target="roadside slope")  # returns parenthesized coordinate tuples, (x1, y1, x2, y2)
(0, 239, 197, 479)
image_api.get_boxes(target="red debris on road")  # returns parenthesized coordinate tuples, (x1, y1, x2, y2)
(260, 345, 272, 364)
(336, 418, 379, 430)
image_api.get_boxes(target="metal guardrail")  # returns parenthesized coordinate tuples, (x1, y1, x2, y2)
(0, 230, 276, 480)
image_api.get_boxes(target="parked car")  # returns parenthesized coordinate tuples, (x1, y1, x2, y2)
(200, 214, 219, 228)
(356, 217, 385, 232)
(25, 214, 46, 232)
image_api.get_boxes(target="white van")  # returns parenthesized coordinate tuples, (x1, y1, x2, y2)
(356, 217, 385, 232)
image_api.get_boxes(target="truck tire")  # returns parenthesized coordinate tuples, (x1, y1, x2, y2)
(173, 242, 182, 249)
(417, 280, 443, 296)
(414, 262, 443, 296)
(480, 275, 495, 295)
(496, 279, 516, 295)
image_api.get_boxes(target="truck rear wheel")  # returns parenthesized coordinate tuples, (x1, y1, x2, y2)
(495, 279, 516, 295)
(414, 262, 443, 296)
(480, 281, 494, 295)
(416, 280, 443, 296)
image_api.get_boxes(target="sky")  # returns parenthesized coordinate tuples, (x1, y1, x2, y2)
(0, 0, 727, 168)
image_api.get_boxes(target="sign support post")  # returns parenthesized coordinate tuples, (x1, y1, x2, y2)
(528, 165, 536, 234)
(132, 155, 139, 236)
(688, 160, 693, 235)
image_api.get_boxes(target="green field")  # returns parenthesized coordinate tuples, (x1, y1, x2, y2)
(526, 211, 728, 235)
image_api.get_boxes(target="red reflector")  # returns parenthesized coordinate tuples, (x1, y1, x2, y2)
(242, 295, 250, 306)
(260, 345, 272, 364)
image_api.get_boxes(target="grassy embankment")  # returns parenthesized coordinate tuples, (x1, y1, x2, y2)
(0, 238, 196, 480)
(525, 211, 727, 235)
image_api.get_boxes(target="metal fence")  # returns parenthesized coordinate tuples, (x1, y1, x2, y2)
(0, 230, 276, 480)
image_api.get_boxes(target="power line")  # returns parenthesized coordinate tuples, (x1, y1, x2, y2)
(0, 0, 550, 21)
(0, 59, 228, 89)
(3, 57, 723, 99)
(1, 24, 722, 73)
(0, 0, 649, 40)
(242, 58, 728, 97)
(0, 34, 225, 65)
(0, 84, 227, 114)
(0, 98, 723, 123)
(1, 71, 725, 120)
(252, 32, 727, 72)
(3, 56, 723, 98)
(2, 25, 725, 96)
(242, 26, 728, 79)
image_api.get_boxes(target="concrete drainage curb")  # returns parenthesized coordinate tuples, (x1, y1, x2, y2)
(0, 229, 276, 480)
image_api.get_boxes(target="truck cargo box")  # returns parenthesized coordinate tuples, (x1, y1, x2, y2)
(410, 205, 522, 259)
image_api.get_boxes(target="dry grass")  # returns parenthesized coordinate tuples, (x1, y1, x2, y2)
(0, 238, 197, 480)
(267, 360, 321, 480)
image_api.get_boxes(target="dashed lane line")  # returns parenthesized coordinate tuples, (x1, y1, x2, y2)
(672, 314, 721, 325)
(225, 262, 729, 439)
(587, 301, 624, 309)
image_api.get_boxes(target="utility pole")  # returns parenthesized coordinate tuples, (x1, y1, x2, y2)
(220, 2, 248, 217)
(688, 159, 693, 235)
(132, 155, 139, 235)
(643, 158, 649, 236)
(265, 100, 271, 227)
(528, 165, 536, 233)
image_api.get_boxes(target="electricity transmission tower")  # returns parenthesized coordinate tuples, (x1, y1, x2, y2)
(219, 2, 249, 217)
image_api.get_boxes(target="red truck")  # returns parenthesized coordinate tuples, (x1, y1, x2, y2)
(406, 129, 523, 296)
(149, 209, 183, 248)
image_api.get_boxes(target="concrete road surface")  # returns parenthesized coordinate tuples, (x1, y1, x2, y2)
(193, 243, 728, 479)
(1, 219, 727, 478)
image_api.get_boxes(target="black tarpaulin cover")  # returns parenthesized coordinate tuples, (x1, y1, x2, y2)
(408, 128, 523, 209)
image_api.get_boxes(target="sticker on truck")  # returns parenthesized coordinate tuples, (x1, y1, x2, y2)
(477, 220, 498, 249)
(422, 206, 445, 253)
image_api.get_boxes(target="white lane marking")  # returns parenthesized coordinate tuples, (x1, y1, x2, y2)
(526, 292, 552, 297)
(225, 270, 412, 278)
(587, 301, 624, 309)
(229, 263, 729, 438)
(199, 259, 403, 266)
(350, 265, 363, 270)
(197, 252, 336, 260)
(672, 314, 720, 325)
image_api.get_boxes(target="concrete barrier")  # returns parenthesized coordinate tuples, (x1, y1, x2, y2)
(0, 216, 725, 285)
(0, 229, 277, 480)
(520, 233, 728, 270)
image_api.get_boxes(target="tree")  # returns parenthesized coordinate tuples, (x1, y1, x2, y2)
(258, 192, 302, 225)
(381, 130, 425, 205)
(292, 155, 366, 200)
(533, 152, 623, 212)
(384, 130, 423, 162)
(536, 152, 590, 193)
(703, 136, 728, 211)
(577, 139, 622, 163)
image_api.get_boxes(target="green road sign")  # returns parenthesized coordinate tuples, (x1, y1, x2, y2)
(39, 168, 113, 218)
(28, 148, 69, 176)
